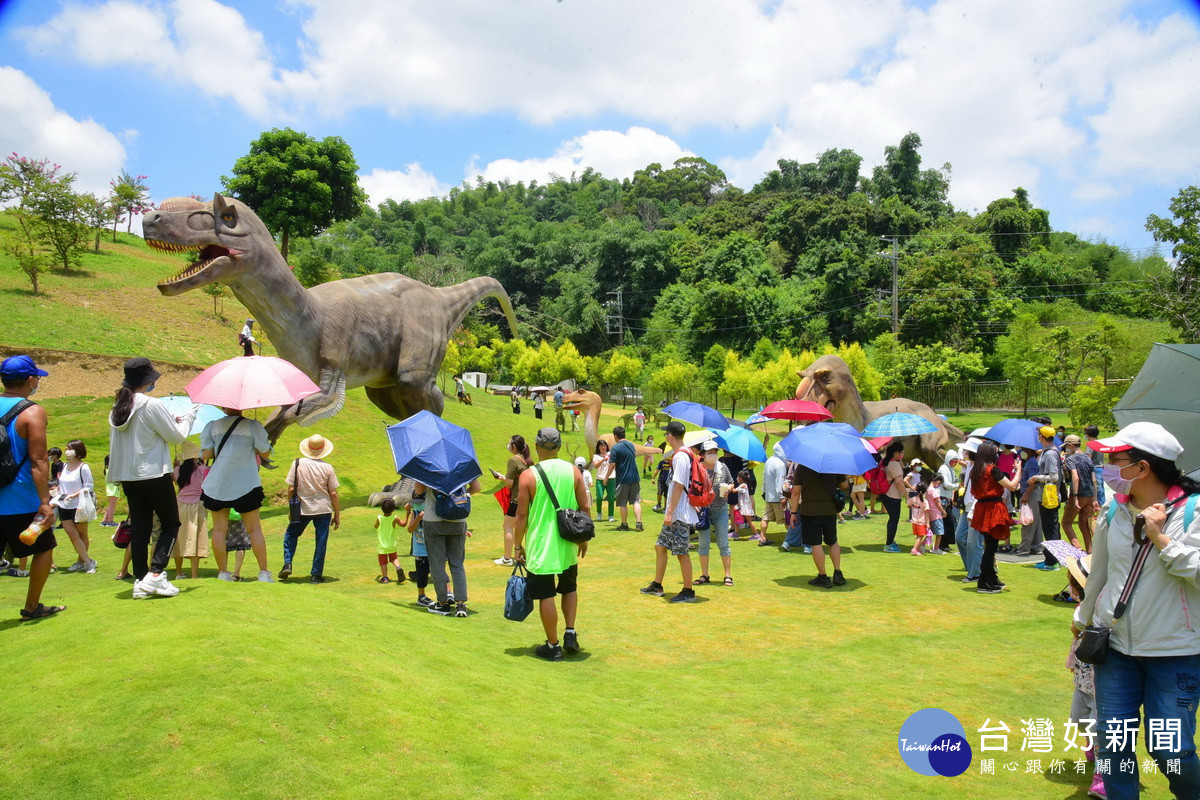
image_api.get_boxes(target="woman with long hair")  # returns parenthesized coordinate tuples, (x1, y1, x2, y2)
(970, 440, 1022, 593)
(57, 439, 96, 574)
(108, 358, 195, 599)
(491, 434, 532, 566)
(592, 439, 616, 523)
(1074, 422, 1200, 799)
(880, 441, 907, 552)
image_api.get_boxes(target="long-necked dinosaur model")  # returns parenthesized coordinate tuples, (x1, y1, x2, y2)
(143, 194, 518, 440)
(795, 354, 963, 468)
(562, 389, 663, 457)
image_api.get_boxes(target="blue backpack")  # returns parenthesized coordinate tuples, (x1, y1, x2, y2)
(433, 486, 471, 520)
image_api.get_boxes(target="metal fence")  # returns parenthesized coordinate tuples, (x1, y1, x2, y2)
(901, 378, 1131, 413)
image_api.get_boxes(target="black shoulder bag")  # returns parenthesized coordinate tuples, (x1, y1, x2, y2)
(287, 459, 303, 523)
(533, 463, 594, 544)
(1075, 537, 1153, 665)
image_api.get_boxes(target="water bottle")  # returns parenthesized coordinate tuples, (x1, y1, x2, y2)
(18, 510, 52, 545)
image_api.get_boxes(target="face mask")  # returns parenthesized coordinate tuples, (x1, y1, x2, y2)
(1101, 462, 1138, 494)
(65, 450, 77, 460)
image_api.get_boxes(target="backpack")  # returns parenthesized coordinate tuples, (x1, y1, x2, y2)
(867, 465, 890, 496)
(433, 486, 471, 520)
(0, 400, 34, 489)
(682, 449, 714, 508)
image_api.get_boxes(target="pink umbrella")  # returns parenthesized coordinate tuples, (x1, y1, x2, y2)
(185, 356, 320, 410)
(760, 399, 833, 422)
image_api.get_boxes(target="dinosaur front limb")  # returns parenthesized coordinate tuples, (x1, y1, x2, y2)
(264, 368, 347, 442)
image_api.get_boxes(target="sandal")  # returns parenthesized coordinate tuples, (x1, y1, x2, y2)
(723, 576, 734, 586)
(376, 576, 390, 584)
(694, 575, 711, 585)
(20, 603, 66, 620)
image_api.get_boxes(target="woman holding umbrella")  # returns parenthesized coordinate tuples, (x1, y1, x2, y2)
(200, 407, 273, 582)
(880, 442, 907, 553)
(108, 358, 197, 598)
(969, 441, 1023, 594)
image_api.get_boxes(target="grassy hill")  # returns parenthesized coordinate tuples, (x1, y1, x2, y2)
(0, 220, 1125, 799)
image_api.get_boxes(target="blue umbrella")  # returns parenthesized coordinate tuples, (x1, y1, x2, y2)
(744, 408, 769, 425)
(861, 412, 939, 438)
(662, 401, 729, 430)
(778, 423, 877, 475)
(385, 410, 482, 495)
(706, 426, 767, 462)
(160, 395, 225, 436)
(983, 418, 1043, 451)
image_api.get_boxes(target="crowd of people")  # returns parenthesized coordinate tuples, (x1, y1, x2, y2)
(3, 350, 1198, 798)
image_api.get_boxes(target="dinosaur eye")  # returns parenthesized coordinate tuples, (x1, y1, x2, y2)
(222, 212, 234, 222)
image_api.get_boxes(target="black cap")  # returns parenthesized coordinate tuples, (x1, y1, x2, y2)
(662, 420, 686, 438)
(122, 357, 161, 389)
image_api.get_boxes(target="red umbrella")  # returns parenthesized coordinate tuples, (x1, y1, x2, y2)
(760, 399, 833, 422)
(867, 436, 893, 451)
(185, 356, 320, 410)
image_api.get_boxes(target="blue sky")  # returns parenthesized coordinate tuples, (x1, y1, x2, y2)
(2, 0, 1198, 256)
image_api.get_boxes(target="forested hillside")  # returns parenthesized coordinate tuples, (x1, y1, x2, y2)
(289, 132, 1170, 387)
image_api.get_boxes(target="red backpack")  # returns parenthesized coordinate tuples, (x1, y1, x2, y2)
(683, 448, 715, 507)
(867, 464, 890, 496)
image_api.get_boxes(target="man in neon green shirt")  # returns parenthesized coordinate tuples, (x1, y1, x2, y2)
(515, 427, 591, 661)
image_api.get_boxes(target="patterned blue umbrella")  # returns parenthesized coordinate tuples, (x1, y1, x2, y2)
(861, 412, 938, 438)
(385, 410, 482, 495)
(662, 401, 729, 430)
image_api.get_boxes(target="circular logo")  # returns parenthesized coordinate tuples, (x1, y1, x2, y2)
(898, 708, 973, 776)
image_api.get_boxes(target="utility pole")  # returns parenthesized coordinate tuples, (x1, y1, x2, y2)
(877, 236, 900, 337)
(606, 289, 625, 346)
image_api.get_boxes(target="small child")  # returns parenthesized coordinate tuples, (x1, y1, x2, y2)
(575, 457, 593, 508)
(408, 497, 432, 607)
(926, 475, 947, 554)
(654, 454, 672, 512)
(909, 482, 929, 555)
(643, 435, 656, 477)
(225, 509, 250, 580)
(102, 454, 120, 527)
(373, 497, 407, 583)
(734, 470, 757, 540)
(1066, 573, 1105, 798)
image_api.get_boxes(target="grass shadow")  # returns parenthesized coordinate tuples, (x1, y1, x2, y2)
(276, 576, 341, 585)
(503, 646, 594, 661)
(772, 575, 868, 592)
(1035, 593, 1077, 609)
(0, 286, 39, 297)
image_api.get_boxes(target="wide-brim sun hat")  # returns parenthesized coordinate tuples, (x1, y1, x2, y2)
(180, 441, 202, 460)
(299, 434, 334, 459)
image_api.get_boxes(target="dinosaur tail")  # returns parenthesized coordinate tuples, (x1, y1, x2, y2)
(440, 276, 520, 339)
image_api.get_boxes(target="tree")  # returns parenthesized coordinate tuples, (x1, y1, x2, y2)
(79, 193, 110, 253)
(28, 174, 88, 272)
(201, 282, 227, 318)
(719, 351, 763, 418)
(997, 313, 1054, 415)
(109, 170, 151, 236)
(602, 352, 644, 407)
(223, 128, 367, 259)
(646, 360, 698, 400)
(698, 344, 727, 404)
(1146, 186, 1200, 342)
(1069, 376, 1121, 430)
(0, 153, 85, 289)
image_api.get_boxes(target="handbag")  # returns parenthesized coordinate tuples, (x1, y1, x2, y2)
(534, 464, 595, 544)
(503, 563, 534, 622)
(1041, 481, 1060, 510)
(288, 459, 302, 523)
(1075, 537, 1155, 665)
(112, 519, 132, 548)
(1018, 502, 1035, 526)
(494, 486, 513, 512)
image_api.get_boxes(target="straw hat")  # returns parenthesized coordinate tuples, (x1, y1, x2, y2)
(180, 441, 202, 460)
(299, 434, 334, 459)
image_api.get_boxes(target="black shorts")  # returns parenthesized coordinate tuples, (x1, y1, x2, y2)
(505, 499, 518, 518)
(56, 506, 85, 524)
(0, 511, 57, 559)
(526, 563, 578, 600)
(801, 515, 838, 547)
(201, 486, 265, 514)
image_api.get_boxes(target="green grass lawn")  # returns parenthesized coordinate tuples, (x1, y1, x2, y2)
(0, 389, 1137, 800)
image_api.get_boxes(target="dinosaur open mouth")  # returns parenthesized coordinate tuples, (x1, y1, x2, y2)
(148, 240, 241, 286)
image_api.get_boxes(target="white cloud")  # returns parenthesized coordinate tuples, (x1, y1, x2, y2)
(359, 164, 449, 205)
(22, 0, 280, 117)
(470, 127, 692, 186)
(0, 67, 126, 197)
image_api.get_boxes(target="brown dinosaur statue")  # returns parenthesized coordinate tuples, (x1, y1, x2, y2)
(142, 194, 518, 440)
(795, 354, 963, 468)
(562, 389, 663, 457)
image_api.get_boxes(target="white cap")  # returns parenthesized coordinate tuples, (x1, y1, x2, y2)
(699, 439, 720, 452)
(574, 457, 587, 469)
(1087, 421, 1183, 461)
(959, 438, 983, 454)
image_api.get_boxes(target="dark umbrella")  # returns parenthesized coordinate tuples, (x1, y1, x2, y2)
(385, 410, 482, 494)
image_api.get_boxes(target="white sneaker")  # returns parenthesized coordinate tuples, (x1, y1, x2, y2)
(493, 556, 515, 566)
(217, 571, 236, 582)
(67, 561, 86, 573)
(141, 572, 179, 597)
(85, 559, 97, 574)
(132, 580, 151, 599)
(257, 570, 273, 583)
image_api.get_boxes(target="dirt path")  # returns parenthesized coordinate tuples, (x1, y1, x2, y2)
(0, 345, 204, 399)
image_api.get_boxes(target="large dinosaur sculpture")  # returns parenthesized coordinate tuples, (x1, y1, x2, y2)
(562, 389, 664, 457)
(795, 354, 964, 468)
(142, 194, 518, 440)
